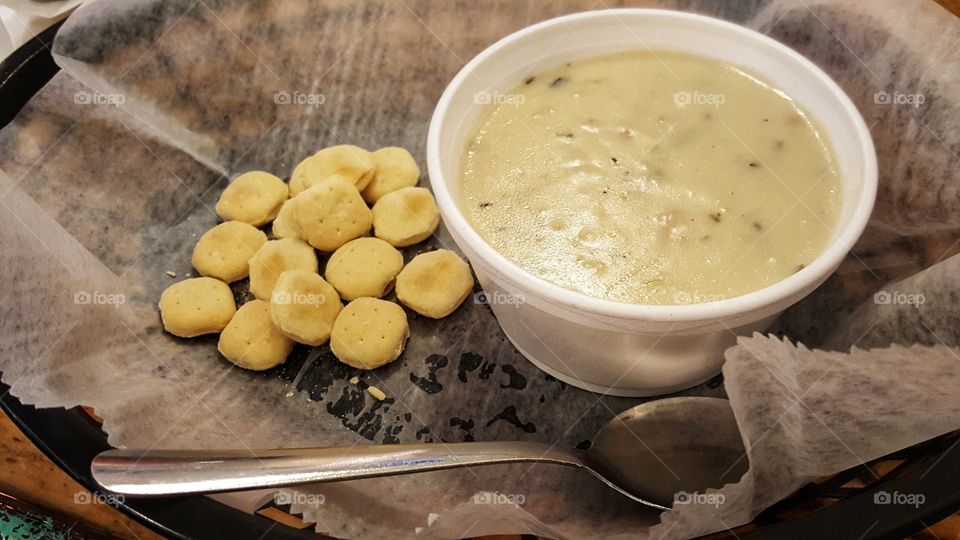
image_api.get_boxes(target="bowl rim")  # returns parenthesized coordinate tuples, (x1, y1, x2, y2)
(427, 7, 877, 323)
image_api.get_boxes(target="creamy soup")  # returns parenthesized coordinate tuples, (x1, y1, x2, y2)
(460, 50, 841, 305)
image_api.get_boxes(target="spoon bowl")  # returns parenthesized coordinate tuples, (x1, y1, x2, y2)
(586, 396, 748, 506)
(92, 396, 746, 508)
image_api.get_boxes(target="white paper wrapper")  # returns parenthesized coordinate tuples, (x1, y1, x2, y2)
(0, 0, 958, 538)
(654, 337, 960, 539)
(0, 0, 84, 19)
(0, 1, 82, 60)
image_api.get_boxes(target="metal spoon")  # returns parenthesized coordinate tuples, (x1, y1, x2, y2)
(91, 396, 746, 509)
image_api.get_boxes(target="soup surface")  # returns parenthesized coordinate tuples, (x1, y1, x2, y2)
(460, 50, 841, 304)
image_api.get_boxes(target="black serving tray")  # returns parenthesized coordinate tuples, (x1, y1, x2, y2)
(2, 18, 960, 540)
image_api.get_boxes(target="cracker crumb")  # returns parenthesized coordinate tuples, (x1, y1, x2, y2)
(349, 376, 360, 384)
(165, 270, 177, 278)
(367, 385, 386, 401)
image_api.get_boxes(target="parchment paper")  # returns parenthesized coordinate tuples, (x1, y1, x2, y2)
(0, 0, 958, 538)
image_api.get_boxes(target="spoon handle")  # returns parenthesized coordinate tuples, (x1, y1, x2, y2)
(91, 442, 585, 496)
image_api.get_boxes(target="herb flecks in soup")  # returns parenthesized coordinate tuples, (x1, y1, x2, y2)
(461, 50, 841, 305)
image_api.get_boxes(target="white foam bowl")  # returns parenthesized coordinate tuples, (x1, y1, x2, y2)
(427, 9, 877, 396)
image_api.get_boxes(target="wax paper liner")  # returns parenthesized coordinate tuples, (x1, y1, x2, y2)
(0, 0, 958, 538)
(0, 0, 83, 19)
